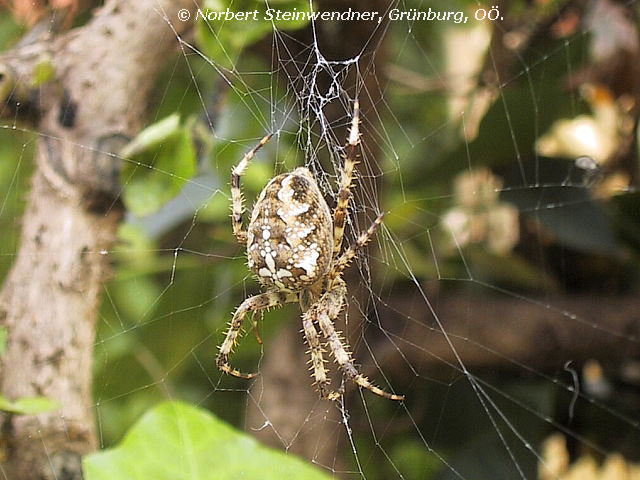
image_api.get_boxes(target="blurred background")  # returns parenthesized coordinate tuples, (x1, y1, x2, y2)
(1, 1, 640, 479)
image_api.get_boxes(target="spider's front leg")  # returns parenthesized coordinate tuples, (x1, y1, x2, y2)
(331, 212, 384, 278)
(231, 134, 272, 244)
(333, 99, 360, 255)
(313, 278, 404, 401)
(217, 290, 296, 379)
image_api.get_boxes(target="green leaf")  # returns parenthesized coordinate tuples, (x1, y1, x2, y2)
(0, 396, 13, 411)
(196, 0, 310, 70)
(30, 56, 55, 87)
(121, 120, 197, 217)
(0, 395, 59, 414)
(83, 401, 332, 480)
(120, 114, 181, 159)
(12, 396, 59, 414)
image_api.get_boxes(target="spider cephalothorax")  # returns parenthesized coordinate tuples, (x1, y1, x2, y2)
(216, 101, 404, 401)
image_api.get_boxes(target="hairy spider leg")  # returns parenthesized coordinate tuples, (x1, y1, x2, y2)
(333, 99, 361, 255)
(314, 278, 404, 401)
(217, 290, 296, 379)
(301, 311, 340, 400)
(331, 212, 384, 278)
(231, 133, 273, 244)
(251, 311, 264, 345)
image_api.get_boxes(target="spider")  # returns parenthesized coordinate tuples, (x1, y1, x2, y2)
(216, 101, 404, 401)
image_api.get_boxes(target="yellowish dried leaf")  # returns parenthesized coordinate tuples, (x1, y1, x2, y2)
(565, 456, 599, 480)
(486, 203, 519, 255)
(535, 84, 620, 165)
(600, 454, 631, 480)
(454, 167, 502, 209)
(443, 19, 492, 128)
(594, 172, 630, 198)
(539, 433, 569, 480)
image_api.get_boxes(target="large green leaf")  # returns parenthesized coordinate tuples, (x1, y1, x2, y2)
(83, 401, 332, 480)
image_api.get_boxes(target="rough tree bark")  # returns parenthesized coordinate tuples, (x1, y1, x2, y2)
(0, 2, 195, 478)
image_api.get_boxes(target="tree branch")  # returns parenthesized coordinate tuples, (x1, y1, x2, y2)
(0, 1, 195, 478)
(375, 290, 640, 379)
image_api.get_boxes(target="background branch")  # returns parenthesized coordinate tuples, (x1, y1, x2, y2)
(377, 290, 640, 378)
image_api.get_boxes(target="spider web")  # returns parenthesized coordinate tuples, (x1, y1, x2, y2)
(1, 1, 640, 479)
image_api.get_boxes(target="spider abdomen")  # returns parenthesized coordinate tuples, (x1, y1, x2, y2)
(247, 167, 333, 291)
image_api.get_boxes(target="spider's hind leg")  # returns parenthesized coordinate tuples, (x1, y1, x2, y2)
(231, 133, 272, 244)
(314, 279, 404, 401)
(301, 311, 340, 400)
(217, 290, 295, 379)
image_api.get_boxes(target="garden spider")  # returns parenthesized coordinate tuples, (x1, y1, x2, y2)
(216, 101, 404, 401)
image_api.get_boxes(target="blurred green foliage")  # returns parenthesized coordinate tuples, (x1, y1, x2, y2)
(1, 1, 639, 479)
(120, 114, 198, 217)
(0, 131, 34, 282)
(196, 0, 310, 69)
